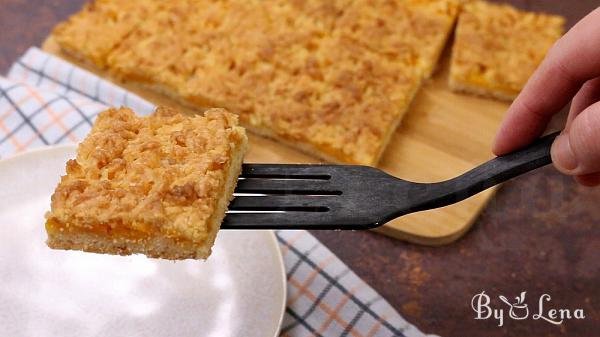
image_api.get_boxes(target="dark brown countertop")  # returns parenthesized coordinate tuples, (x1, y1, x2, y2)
(1, 1, 598, 336)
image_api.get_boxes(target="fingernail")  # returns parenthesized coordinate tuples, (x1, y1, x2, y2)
(552, 134, 578, 172)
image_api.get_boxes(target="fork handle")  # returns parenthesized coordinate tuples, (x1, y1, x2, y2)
(409, 131, 560, 213)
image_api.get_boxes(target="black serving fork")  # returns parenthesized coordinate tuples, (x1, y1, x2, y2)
(222, 132, 559, 230)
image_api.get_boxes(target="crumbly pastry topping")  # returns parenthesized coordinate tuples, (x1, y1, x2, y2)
(52, 0, 460, 165)
(52, 0, 164, 68)
(450, 1, 564, 98)
(46, 106, 247, 243)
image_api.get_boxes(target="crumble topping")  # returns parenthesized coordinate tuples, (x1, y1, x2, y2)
(46, 106, 247, 243)
(450, 1, 564, 99)
(53, 0, 460, 165)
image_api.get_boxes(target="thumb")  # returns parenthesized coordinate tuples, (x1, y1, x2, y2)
(551, 101, 600, 175)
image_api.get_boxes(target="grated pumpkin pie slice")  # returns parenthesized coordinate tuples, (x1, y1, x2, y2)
(335, 0, 460, 78)
(449, 1, 564, 100)
(45, 106, 248, 260)
(52, 0, 165, 68)
(51, 0, 460, 166)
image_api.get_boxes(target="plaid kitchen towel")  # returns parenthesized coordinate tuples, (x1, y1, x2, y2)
(1, 47, 437, 337)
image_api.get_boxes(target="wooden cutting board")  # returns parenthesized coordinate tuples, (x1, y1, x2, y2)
(43, 37, 510, 246)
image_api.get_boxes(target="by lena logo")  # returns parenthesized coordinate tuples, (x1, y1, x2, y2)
(499, 292, 529, 320)
(471, 291, 585, 327)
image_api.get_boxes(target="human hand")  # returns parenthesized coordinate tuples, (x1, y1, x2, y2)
(493, 7, 600, 186)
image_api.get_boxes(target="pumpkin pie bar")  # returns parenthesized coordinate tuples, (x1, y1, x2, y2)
(51, 0, 460, 166)
(45, 106, 248, 260)
(449, 1, 564, 100)
(52, 0, 164, 68)
(335, 0, 460, 78)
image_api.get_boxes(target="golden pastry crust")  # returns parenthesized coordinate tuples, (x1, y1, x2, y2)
(53, 0, 457, 165)
(45, 106, 248, 259)
(51, 0, 164, 68)
(52, 0, 459, 166)
(335, 0, 460, 78)
(449, 1, 564, 100)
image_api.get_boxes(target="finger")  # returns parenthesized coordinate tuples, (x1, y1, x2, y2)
(575, 172, 600, 187)
(493, 7, 600, 156)
(567, 76, 600, 128)
(551, 100, 600, 175)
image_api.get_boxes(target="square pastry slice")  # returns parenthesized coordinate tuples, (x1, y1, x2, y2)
(52, 0, 164, 68)
(45, 106, 248, 260)
(335, 0, 460, 78)
(449, 1, 564, 100)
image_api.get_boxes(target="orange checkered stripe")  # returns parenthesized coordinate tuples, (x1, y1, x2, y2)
(276, 231, 426, 337)
(0, 47, 433, 337)
(0, 48, 153, 157)
(0, 78, 104, 155)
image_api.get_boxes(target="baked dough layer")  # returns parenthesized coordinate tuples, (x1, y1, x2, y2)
(45, 106, 248, 259)
(449, 1, 564, 101)
(52, 0, 460, 165)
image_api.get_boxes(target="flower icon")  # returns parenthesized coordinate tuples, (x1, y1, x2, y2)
(499, 291, 529, 320)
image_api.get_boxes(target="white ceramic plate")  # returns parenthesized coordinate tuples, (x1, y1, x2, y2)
(0, 145, 286, 337)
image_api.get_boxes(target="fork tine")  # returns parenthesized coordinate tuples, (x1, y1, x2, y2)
(225, 164, 394, 229)
(222, 212, 326, 229)
(222, 212, 372, 229)
(235, 178, 339, 194)
(229, 195, 334, 211)
(241, 163, 335, 178)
